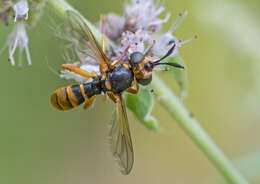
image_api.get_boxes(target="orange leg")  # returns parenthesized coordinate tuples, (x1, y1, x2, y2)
(99, 15, 109, 77)
(107, 92, 119, 103)
(126, 81, 139, 94)
(62, 64, 96, 78)
(100, 14, 106, 55)
(110, 46, 132, 67)
(83, 95, 96, 109)
(102, 93, 107, 101)
(122, 63, 130, 70)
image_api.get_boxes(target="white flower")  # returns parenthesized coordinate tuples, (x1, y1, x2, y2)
(124, 0, 170, 32)
(152, 11, 197, 58)
(109, 29, 152, 61)
(121, 29, 151, 53)
(103, 13, 125, 41)
(103, 0, 171, 42)
(13, 0, 29, 22)
(152, 32, 179, 57)
(7, 21, 31, 66)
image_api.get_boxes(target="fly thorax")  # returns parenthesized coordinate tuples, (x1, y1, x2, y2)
(107, 65, 134, 93)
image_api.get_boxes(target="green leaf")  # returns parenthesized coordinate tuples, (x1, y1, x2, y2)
(160, 55, 187, 99)
(125, 87, 160, 131)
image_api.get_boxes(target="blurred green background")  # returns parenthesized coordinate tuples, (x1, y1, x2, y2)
(1, 0, 260, 183)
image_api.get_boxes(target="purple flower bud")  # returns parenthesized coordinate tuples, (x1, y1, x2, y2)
(102, 13, 125, 41)
(13, 0, 29, 22)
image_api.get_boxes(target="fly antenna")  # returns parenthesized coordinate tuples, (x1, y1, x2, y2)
(152, 43, 184, 69)
(153, 62, 184, 69)
(153, 43, 176, 64)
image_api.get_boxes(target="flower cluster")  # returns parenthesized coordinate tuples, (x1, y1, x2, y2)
(61, 0, 196, 82)
(0, 0, 45, 67)
(124, 0, 170, 33)
(0, 0, 31, 66)
(103, 0, 196, 63)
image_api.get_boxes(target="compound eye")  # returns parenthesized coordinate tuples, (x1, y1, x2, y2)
(144, 62, 153, 71)
(137, 75, 152, 86)
(130, 52, 144, 64)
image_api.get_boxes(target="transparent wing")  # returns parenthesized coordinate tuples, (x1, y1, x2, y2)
(66, 10, 109, 67)
(109, 95, 134, 175)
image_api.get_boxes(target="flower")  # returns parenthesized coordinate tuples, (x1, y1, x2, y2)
(112, 29, 151, 61)
(12, 0, 29, 22)
(60, 1, 196, 83)
(152, 11, 197, 58)
(124, 0, 170, 32)
(102, 0, 170, 42)
(7, 21, 31, 66)
(152, 32, 179, 58)
(103, 13, 125, 41)
(0, 0, 32, 67)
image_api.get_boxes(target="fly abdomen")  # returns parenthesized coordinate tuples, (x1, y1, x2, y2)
(50, 84, 85, 110)
(83, 82, 102, 98)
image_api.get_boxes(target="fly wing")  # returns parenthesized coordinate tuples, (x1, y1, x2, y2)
(66, 10, 109, 67)
(109, 95, 134, 175)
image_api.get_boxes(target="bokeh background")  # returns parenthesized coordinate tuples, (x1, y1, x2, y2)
(1, 0, 260, 183)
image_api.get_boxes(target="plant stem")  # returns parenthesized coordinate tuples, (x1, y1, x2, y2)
(151, 74, 248, 184)
(46, 0, 249, 183)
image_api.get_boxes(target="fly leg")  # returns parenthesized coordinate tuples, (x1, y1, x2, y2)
(109, 46, 132, 67)
(126, 81, 139, 94)
(62, 64, 97, 78)
(100, 14, 106, 55)
(100, 14, 109, 80)
(122, 64, 130, 70)
(83, 95, 96, 109)
(107, 92, 119, 103)
(102, 93, 107, 102)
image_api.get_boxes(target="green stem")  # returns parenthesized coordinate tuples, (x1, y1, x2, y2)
(46, 0, 249, 183)
(151, 75, 248, 184)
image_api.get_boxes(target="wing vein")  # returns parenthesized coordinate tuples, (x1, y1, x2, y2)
(108, 95, 134, 175)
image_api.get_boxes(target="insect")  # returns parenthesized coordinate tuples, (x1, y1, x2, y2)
(50, 11, 183, 175)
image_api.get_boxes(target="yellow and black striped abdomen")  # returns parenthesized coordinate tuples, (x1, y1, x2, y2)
(50, 84, 85, 110)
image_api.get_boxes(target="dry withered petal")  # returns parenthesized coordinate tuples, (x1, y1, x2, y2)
(0, 10, 10, 25)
